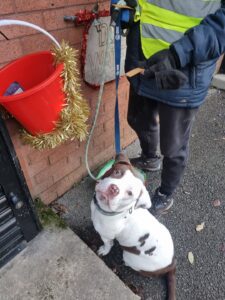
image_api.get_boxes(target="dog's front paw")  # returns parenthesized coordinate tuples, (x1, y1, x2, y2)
(97, 245, 111, 256)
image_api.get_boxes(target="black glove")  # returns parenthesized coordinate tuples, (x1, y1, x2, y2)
(142, 48, 188, 90)
(154, 70, 188, 90)
(124, 0, 137, 8)
(111, 0, 137, 29)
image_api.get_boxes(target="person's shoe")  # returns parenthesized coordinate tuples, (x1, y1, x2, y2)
(149, 188, 174, 216)
(130, 154, 161, 172)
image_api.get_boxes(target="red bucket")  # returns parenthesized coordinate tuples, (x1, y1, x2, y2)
(0, 51, 65, 135)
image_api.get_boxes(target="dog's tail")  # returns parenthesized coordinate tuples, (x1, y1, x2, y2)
(166, 259, 176, 300)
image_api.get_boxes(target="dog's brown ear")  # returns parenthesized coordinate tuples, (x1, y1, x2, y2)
(115, 152, 131, 166)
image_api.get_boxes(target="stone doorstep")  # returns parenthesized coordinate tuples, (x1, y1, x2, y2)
(0, 228, 140, 300)
(212, 73, 225, 90)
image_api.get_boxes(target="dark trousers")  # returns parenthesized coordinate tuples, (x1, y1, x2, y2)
(127, 87, 198, 195)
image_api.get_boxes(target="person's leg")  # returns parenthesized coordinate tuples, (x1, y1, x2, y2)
(151, 103, 198, 214)
(159, 104, 198, 195)
(127, 86, 161, 170)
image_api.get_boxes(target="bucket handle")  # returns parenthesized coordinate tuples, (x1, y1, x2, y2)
(0, 20, 61, 49)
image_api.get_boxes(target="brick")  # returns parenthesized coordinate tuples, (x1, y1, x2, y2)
(39, 165, 86, 202)
(43, 4, 94, 31)
(0, 34, 5, 42)
(89, 140, 105, 157)
(10, 135, 30, 154)
(93, 110, 112, 126)
(81, 81, 97, 96)
(27, 157, 50, 177)
(20, 28, 83, 54)
(103, 133, 115, 150)
(48, 140, 80, 164)
(15, 0, 66, 13)
(66, 0, 94, 5)
(48, 149, 67, 165)
(71, 42, 82, 52)
(103, 84, 128, 113)
(122, 137, 136, 150)
(5, 121, 34, 156)
(90, 145, 114, 167)
(83, 157, 98, 173)
(78, 0, 109, 6)
(103, 117, 114, 132)
(20, 33, 54, 55)
(48, 148, 64, 165)
(95, 1, 110, 10)
(31, 176, 54, 196)
(66, 0, 109, 10)
(103, 97, 117, 115)
(55, 169, 84, 197)
(34, 157, 67, 184)
(6, 119, 21, 137)
(0, 13, 45, 39)
(52, 156, 79, 182)
(16, 143, 34, 157)
(0, 0, 15, 15)
(122, 126, 137, 146)
(43, 8, 72, 31)
(88, 99, 105, 119)
(77, 143, 86, 163)
(39, 187, 58, 205)
(28, 148, 53, 164)
(8, 129, 26, 152)
(119, 115, 129, 128)
(67, 153, 81, 169)
(94, 90, 129, 124)
(15, 154, 34, 192)
(88, 124, 104, 142)
(100, 103, 128, 127)
(0, 39, 23, 64)
(53, 27, 84, 46)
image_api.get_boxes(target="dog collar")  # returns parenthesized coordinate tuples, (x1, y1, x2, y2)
(93, 194, 134, 217)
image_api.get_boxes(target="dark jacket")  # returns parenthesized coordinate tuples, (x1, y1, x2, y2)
(125, 7, 225, 108)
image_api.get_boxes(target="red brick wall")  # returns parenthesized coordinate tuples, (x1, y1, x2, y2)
(0, 0, 136, 204)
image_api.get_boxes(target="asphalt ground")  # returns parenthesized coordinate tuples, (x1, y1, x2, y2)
(58, 88, 225, 300)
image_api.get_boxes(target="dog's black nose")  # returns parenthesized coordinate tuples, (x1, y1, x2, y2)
(108, 184, 119, 197)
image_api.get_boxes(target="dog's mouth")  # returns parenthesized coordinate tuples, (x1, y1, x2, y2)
(96, 183, 119, 198)
(95, 184, 120, 210)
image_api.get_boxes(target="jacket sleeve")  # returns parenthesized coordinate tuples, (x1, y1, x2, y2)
(171, 8, 225, 67)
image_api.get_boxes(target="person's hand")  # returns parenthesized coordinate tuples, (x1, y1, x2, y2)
(142, 49, 188, 89)
(153, 70, 188, 90)
(111, 0, 136, 28)
(144, 49, 179, 75)
(124, 0, 137, 8)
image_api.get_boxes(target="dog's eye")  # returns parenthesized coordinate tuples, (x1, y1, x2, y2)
(127, 191, 133, 196)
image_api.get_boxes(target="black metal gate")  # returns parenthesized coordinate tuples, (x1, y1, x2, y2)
(0, 116, 41, 267)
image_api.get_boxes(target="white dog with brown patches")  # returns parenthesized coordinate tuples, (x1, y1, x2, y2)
(91, 153, 176, 300)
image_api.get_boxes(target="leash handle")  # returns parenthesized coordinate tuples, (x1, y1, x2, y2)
(114, 14, 121, 154)
(126, 67, 144, 77)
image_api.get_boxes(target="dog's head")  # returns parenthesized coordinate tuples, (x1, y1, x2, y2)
(95, 153, 152, 213)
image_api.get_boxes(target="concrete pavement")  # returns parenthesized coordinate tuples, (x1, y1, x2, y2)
(0, 227, 139, 300)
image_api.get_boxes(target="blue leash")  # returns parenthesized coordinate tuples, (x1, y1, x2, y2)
(114, 14, 122, 154)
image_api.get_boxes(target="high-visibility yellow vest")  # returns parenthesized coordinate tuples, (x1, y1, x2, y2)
(136, 0, 221, 59)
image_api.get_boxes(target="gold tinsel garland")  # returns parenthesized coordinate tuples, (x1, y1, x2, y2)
(21, 41, 90, 149)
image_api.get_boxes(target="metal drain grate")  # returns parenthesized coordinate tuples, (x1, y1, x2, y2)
(0, 191, 26, 267)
